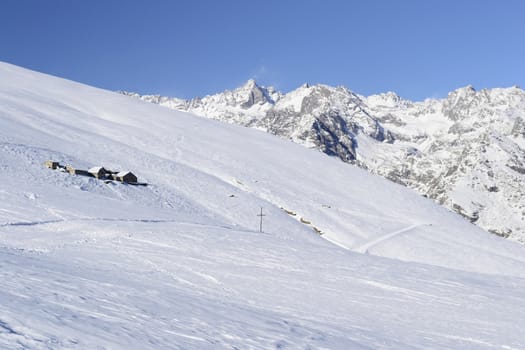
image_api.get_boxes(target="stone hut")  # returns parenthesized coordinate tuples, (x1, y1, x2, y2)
(66, 165, 91, 176)
(88, 166, 108, 179)
(115, 171, 137, 183)
(45, 160, 59, 169)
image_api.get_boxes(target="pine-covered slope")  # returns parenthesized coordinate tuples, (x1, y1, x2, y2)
(125, 82, 525, 242)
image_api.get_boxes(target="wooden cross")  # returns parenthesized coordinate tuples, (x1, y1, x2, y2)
(257, 207, 266, 233)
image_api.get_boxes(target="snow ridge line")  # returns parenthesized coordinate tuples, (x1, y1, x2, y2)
(0, 219, 63, 227)
(0, 319, 21, 335)
(0, 217, 242, 232)
(0, 218, 180, 228)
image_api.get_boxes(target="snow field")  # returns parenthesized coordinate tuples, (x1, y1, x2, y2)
(1, 62, 525, 348)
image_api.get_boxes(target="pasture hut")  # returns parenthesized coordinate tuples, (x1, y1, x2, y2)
(65, 164, 76, 174)
(45, 160, 59, 169)
(66, 165, 91, 176)
(115, 171, 138, 183)
(88, 166, 108, 179)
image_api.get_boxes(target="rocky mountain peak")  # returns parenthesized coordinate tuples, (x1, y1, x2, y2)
(447, 85, 478, 101)
(456, 84, 476, 93)
(233, 79, 279, 108)
(442, 85, 480, 121)
(243, 78, 258, 88)
(366, 91, 413, 109)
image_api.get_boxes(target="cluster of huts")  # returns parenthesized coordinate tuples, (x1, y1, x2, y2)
(45, 160, 144, 185)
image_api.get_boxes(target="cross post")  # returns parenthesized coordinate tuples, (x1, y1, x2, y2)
(257, 207, 266, 233)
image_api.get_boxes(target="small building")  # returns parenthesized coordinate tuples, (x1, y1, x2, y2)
(66, 165, 91, 176)
(65, 164, 76, 174)
(45, 160, 59, 169)
(115, 171, 137, 183)
(88, 166, 108, 179)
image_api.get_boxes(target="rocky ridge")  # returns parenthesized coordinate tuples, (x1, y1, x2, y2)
(122, 81, 525, 242)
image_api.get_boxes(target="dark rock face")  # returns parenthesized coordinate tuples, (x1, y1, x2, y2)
(240, 80, 268, 109)
(311, 111, 357, 161)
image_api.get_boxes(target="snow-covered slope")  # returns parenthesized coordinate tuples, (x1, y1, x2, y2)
(2, 62, 525, 349)
(126, 81, 525, 242)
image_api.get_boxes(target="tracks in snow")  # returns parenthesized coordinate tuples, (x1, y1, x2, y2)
(353, 224, 429, 254)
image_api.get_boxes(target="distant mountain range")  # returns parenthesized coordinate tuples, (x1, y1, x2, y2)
(122, 81, 525, 242)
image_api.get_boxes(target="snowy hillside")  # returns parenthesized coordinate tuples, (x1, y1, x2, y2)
(125, 81, 525, 242)
(2, 62, 525, 349)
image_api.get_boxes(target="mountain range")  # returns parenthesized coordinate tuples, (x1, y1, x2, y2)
(123, 80, 525, 242)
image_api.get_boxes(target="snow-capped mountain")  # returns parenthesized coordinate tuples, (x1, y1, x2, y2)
(3, 62, 525, 349)
(124, 81, 525, 242)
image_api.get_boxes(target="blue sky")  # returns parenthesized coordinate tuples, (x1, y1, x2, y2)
(1, 0, 524, 100)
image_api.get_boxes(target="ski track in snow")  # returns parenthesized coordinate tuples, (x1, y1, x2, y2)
(353, 224, 428, 254)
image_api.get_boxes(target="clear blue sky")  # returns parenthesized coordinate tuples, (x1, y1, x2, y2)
(1, 0, 524, 100)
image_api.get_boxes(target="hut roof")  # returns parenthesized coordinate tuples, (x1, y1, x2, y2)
(89, 166, 106, 174)
(117, 171, 134, 177)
